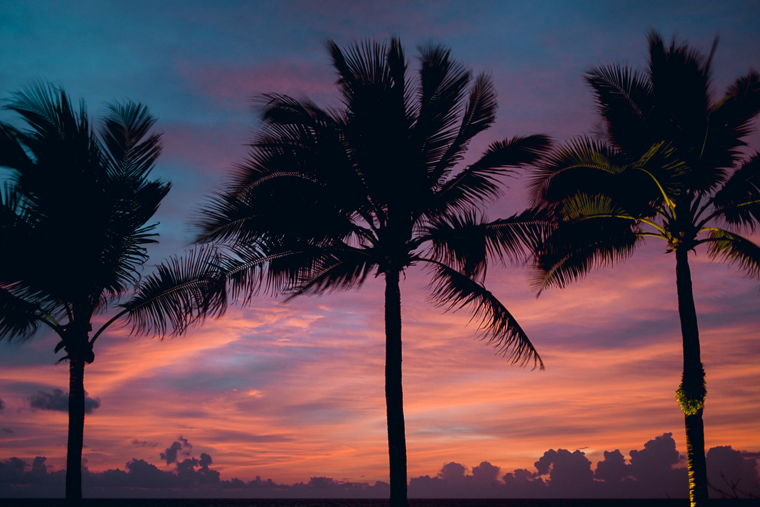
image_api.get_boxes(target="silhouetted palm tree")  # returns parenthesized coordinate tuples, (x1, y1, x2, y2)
(530, 33, 760, 507)
(197, 39, 548, 507)
(0, 84, 224, 504)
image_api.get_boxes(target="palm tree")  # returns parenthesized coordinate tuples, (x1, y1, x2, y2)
(530, 32, 760, 507)
(197, 39, 548, 507)
(0, 83, 224, 503)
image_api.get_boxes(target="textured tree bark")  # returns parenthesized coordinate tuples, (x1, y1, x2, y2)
(66, 357, 85, 505)
(675, 248, 708, 507)
(385, 269, 408, 507)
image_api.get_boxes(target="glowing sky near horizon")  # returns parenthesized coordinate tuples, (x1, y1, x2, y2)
(1, 0, 759, 487)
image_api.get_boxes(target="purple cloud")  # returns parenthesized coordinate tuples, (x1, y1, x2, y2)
(29, 389, 101, 414)
(130, 439, 158, 448)
(1, 434, 758, 499)
(160, 436, 192, 465)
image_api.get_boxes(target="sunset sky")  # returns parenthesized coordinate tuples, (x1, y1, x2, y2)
(1, 0, 759, 495)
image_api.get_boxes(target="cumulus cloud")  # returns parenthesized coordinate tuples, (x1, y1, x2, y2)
(594, 449, 630, 484)
(29, 389, 101, 414)
(534, 448, 595, 497)
(1, 434, 757, 499)
(0, 456, 65, 497)
(707, 446, 760, 498)
(160, 436, 192, 465)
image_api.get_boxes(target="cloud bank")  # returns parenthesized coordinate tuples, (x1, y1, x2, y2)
(1, 434, 757, 499)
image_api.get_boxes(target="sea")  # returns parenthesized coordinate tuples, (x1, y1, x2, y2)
(0, 500, 756, 507)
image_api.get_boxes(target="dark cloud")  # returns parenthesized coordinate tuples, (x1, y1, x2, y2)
(160, 436, 191, 465)
(0, 398, 4, 411)
(707, 446, 760, 498)
(131, 439, 158, 448)
(534, 448, 595, 497)
(29, 388, 101, 414)
(0, 456, 65, 497)
(1, 434, 758, 499)
(471, 461, 500, 485)
(2, 428, 13, 435)
(594, 449, 630, 484)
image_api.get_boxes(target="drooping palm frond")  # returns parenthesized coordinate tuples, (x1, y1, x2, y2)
(285, 247, 377, 299)
(422, 259, 542, 368)
(0, 181, 23, 248)
(703, 229, 760, 278)
(0, 123, 33, 173)
(529, 136, 622, 206)
(198, 174, 364, 253)
(710, 154, 760, 229)
(0, 286, 47, 341)
(217, 242, 330, 303)
(533, 194, 643, 293)
(705, 72, 760, 172)
(114, 246, 227, 339)
(424, 208, 550, 281)
(532, 137, 684, 220)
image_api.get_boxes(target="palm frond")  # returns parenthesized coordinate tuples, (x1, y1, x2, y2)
(529, 136, 622, 206)
(218, 243, 316, 303)
(6, 82, 81, 139)
(100, 101, 163, 181)
(428, 73, 499, 186)
(119, 246, 227, 338)
(327, 38, 406, 106)
(710, 154, 760, 229)
(413, 43, 473, 177)
(422, 259, 542, 368)
(532, 138, 682, 219)
(585, 63, 653, 152)
(0, 286, 47, 341)
(425, 208, 550, 281)
(708, 71, 760, 156)
(285, 248, 376, 299)
(534, 194, 643, 293)
(704, 229, 760, 278)
(438, 134, 551, 212)
(245, 93, 377, 223)
(0, 122, 33, 173)
(647, 32, 712, 142)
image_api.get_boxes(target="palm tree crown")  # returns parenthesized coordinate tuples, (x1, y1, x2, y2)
(0, 83, 223, 502)
(198, 39, 549, 506)
(530, 32, 760, 507)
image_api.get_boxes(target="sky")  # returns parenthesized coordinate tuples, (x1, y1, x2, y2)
(1, 0, 759, 499)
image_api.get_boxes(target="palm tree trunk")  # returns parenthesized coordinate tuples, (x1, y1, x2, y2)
(385, 269, 408, 507)
(675, 247, 708, 507)
(66, 356, 85, 505)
